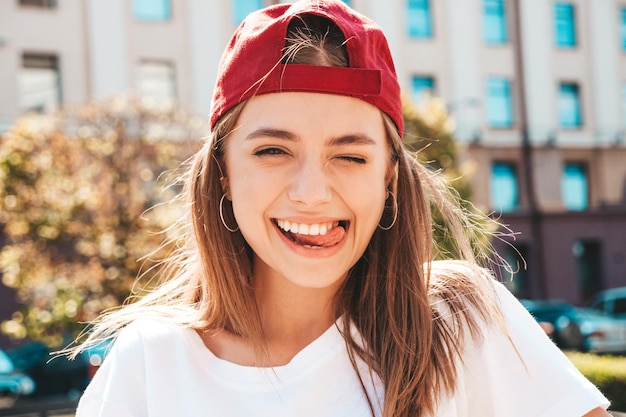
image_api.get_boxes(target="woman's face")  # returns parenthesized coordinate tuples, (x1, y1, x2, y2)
(223, 92, 390, 290)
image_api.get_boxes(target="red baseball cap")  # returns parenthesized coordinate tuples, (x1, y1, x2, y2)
(209, 0, 403, 135)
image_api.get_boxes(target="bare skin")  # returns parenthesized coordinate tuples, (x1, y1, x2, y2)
(583, 407, 611, 417)
(202, 275, 341, 367)
(202, 93, 388, 368)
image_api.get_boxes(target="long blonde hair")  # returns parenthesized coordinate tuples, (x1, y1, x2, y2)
(72, 13, 505, 417)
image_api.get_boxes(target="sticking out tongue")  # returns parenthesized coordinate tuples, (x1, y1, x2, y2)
(289, 225, 346, 248)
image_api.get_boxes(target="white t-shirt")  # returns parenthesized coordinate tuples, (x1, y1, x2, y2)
(76, 283, 609, 417)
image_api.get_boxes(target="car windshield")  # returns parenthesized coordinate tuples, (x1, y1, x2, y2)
(0, 350, 15, 374)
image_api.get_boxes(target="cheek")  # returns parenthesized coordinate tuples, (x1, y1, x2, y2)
(226, 163, 280, 231)
(337, 173, 387, 223)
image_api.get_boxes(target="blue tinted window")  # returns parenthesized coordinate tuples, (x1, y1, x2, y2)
(407, 0, 432, 38)
(484, 0, 507, 44)
(132, 0, 171, 21)
(233, 0, 263, 25)
(411, 76, 435, 103)
(562, 163, 588, 211)
(490, 162, 518, 212)
(486, 77, 513, 128)
(554, 3, 576, 47)
(342, 0, 352, 6)
(559, 83, 582, 128)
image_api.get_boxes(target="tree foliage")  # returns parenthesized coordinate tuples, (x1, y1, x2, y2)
(0, 94, 481, 347)
(402, 94, 491, 261)
(403, 93, 471, 200)
(0, 98, 204, 346)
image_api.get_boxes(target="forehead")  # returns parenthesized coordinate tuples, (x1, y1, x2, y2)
(232, 92, 387, 144)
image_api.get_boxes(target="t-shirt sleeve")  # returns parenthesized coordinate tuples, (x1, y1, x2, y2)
(75, 323, 148, 417)
(452, 282, 610, 417)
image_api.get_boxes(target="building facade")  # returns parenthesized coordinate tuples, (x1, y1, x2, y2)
(1, 0, 625, 307)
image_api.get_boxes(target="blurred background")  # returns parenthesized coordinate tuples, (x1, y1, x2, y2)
(0, 0, 626, 412)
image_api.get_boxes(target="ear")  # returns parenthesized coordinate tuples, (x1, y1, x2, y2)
(220, 176, 232, 200)
(386, 161, 399, 193)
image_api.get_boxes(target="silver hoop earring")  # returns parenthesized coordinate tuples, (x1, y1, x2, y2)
(378, 191, 398, 231)
(219, 194, 239, 232)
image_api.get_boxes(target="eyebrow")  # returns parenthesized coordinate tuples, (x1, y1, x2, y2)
(245, 128, 377, 147)
(245, 128, 298, 141)
(328, 134, 377, 147)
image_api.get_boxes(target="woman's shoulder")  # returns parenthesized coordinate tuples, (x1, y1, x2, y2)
(428, 260, 498, 306)
(426, 259, 546, 345)
(110, 318, 197, 355)
(427, 260, 504, 340)
(427, 259, 523, 313)
(428, 259, 495, 284)
(122, 317, 193, 338)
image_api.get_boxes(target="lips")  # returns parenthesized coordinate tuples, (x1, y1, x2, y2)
(275, 219, 347, 248)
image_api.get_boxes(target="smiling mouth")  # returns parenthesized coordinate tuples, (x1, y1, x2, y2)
(274, 219, 348, 248)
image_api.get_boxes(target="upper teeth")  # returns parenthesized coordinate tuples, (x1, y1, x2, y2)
(276, 220, 339, 236)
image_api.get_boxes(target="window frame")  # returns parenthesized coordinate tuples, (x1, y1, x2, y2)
(411, 75, 436, 104)
(485, 77, 514, 128)
(135, 60, 177, 107)
(558, 82, 583, 128)
(407, 0, 433, 39)
(483, 0, 508, 45)
(561, 162, 589, 211)
(233, 0, 264, 25)
(490, 161, 519, 213)
(18, 52, 62, 114)
(554, 2, 577, 48)
(131, 0, 172, 22)
(18, 0, 56, 8)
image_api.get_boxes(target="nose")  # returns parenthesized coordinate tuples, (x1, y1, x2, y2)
(287, 157, 332, 206)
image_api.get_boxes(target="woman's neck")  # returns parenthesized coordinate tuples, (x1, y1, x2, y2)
(252, 273, 341, 364)
(200, 269, 344, 368)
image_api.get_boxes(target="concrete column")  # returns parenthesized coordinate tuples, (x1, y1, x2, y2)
(519, 0, 555, 143)
(446, 0, 482, 141)
(188, 0, 229, 118)
(87, 0, 129, 100)
(589, 0, 621, 144)
(364, 0, 404, 89)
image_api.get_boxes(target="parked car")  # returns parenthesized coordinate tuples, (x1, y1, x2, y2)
(0, 349, 35, 408)
(587, 286, 626, 319)
(6, 339, 111, 400)
(520, 299, 626, 354)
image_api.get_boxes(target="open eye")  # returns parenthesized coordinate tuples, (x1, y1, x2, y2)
(254, 147, 288, 157)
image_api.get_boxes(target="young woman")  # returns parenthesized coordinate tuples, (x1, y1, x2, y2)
(73, 1, 610, 416)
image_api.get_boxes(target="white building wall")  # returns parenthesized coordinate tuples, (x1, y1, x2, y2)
(445, 0, 483, 142)
(87, 0, 129, 100)
(0, 0, 624, 153)
(399, 1, 449, 97)
(363, 0, 404, 91)
(552, 0, 594, 147)
(0, 1, 89, 126)
(189, 0, 230, 117)
(589, 0, 622, 145)
(519, 0, 556, 145)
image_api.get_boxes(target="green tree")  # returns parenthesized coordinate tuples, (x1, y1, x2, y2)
(0, 98, 203, 346)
